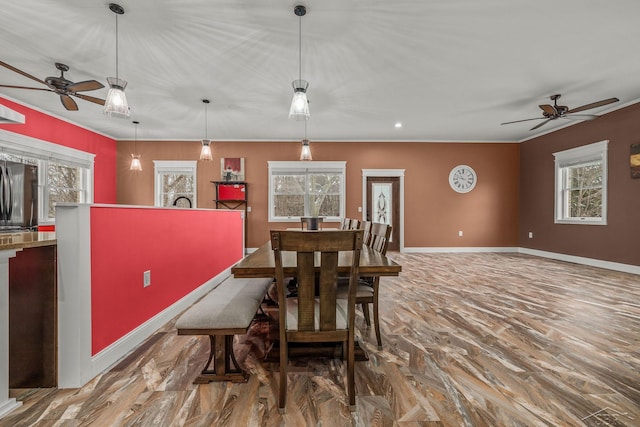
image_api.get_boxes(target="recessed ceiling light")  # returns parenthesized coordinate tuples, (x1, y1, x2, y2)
(394, 122, 402, 128)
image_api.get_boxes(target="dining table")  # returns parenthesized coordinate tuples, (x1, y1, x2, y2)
(231, 238, 401, 361)
(231, 241, 402, 279)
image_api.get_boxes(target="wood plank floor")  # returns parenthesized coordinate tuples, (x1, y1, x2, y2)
(3, 252, 639, 426)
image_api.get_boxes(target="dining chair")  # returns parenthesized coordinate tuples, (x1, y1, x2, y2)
(340, 218, 350, 230)
(359, 220, 372, 246)
(338, 222, 391, 349)
(271, 229, 364, 413)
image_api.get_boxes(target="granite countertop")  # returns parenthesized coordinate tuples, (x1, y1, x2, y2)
(0, 232, 56, 250)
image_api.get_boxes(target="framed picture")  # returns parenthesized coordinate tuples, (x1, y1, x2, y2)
(221, 157, 245, 181)
(631, 144, 640, 179)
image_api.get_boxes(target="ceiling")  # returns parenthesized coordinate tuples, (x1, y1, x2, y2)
(1, 0, 639, 143)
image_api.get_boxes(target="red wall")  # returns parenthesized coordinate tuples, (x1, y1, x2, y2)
(89, 206, 244, 354)
(0, 96, 117, 203)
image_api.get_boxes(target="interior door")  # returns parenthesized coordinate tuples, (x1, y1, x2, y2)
(366, 177, 400, 251)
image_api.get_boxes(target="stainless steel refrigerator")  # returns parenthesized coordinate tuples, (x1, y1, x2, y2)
(0, 160, 38, 231)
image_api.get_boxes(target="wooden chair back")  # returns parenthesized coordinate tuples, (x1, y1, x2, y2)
(359, 220, 372, 246)
(271, 229, 363, 335)
(368, 223, 392, 255)
(340, 218, 360, 230)
(270, 229, 363, 411)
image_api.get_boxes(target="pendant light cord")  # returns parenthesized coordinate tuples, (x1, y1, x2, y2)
(204, 103, 208, 139)
(298, 14, 302, 82)
(115, 13, 119, 81)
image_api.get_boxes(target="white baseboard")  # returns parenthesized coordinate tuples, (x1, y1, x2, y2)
(88, 269, 231, 382)
(402, 247, 517, 253)
(0, 399, 21, 419)
(518, 248, 640, 275)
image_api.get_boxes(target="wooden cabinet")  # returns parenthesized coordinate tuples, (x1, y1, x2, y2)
(9, 245, 57, 388)
(212, 181, 248, 245)
(212, 181, 247, 210)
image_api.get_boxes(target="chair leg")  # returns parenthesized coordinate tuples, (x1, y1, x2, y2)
(373, 295, 382, 350)
(361, 302, 371, 327)
(278, 339, 288, 414)
(347, 338, 356, 411)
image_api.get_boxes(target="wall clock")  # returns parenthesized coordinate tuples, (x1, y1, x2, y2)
(449, 165, 477, 193)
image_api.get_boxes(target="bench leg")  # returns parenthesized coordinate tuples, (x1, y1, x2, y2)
(194, 335, 249, 383)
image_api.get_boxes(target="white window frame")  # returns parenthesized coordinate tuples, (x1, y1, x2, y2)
(553, 140, 608, 225)
(0, 129, 94, 225)
(153, 160, 197, 208)
(268, 161, 346, 222)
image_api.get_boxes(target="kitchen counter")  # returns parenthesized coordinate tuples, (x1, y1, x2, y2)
(0, 232, 56, 250)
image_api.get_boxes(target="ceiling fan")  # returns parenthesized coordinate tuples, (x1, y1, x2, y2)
(0, 61, 105, 111)
(501, 94, 619, 131)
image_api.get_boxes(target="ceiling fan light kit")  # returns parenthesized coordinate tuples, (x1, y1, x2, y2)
(501, 93, 619, 131)
(104, 3, 130, 119)
(289, 5, 310, 121)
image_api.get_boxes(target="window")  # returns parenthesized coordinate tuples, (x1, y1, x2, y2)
(554, 140, 608, 225)
(153, 160, 197, 208)
(268, 161, 346, 222)
(0, 130, 94, 224)
(44, 161, 88, 219)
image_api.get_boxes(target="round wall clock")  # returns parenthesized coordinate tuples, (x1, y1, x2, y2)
(448, 165, 477, 193)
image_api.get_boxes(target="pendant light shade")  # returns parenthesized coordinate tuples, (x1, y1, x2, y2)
(299, 119, 312, 160)
(130, 154, 142, 171)
(300, 139, 312, 161)
(199, 99, 213, 161)
(130, 120, 142, 171)
(200, 139, 213, 161)
(104, 3, 130, 118)
(289, 80, 310, 121)
(289, 5, 310, 121)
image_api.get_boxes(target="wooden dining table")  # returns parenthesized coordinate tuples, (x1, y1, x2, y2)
(231, 239, 401, 361)
(231, 241, 402, 279)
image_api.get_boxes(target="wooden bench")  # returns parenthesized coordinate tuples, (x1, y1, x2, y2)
(176, 276, 273, 383)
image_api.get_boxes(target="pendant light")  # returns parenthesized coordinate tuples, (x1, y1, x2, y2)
(289, 5, 310, 121)
(200, 99, 213, 161)
(300, 120, 312, 161)
(103, 3, 130, 119)
(130, 120, 142, 171)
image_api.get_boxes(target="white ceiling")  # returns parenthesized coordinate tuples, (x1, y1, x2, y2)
(1, 0, 639, 142)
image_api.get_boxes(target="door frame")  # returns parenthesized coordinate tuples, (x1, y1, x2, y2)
(362, 169, 405, 252)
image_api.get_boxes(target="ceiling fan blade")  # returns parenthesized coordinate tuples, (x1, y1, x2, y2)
(501, 117, 543, 125)
(74, 93, 106, 106)
(562, 114, 599, 121)
(530, 119, 552, 131)
(0, 60, 49, 87)
(539, 104, 556, 115)
(567, 98, 619, 114)
(60, 94, 78, 111)
(67, 80, 104, 93)
(0, 84, 53, 92)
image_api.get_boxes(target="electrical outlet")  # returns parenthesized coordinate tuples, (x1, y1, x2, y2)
(247, 206, 252, 212)
(357, 206, 362, 212)
(528, 231, 533, 239)
(143, 270, 151, 287)
(458, 230, 463, 237)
